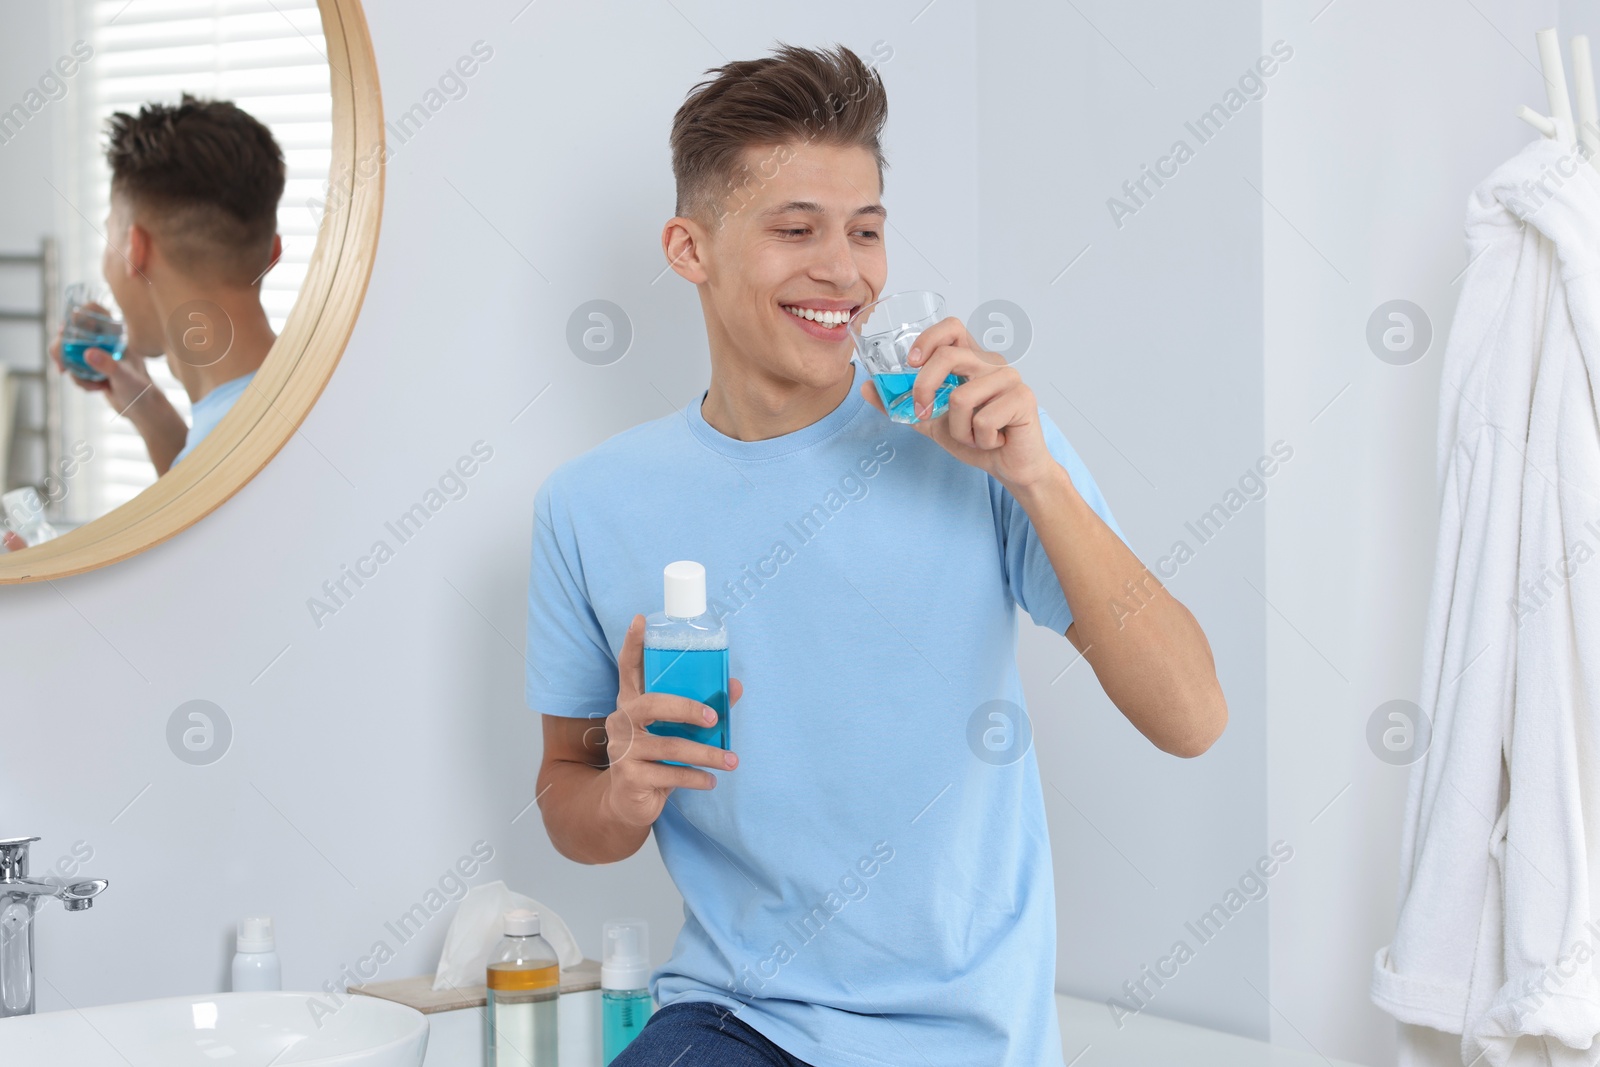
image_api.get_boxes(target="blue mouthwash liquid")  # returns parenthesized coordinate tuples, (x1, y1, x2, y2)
(871, 371, 964, 423)
(643, 560, 730, 768)
(61, 335, 125, 382)
(602, 989, 653, 1063)
(643, 646, 729, 765)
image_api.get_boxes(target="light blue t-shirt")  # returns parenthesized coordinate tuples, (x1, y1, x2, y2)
(172, 370, 256, 465)
(525, 356, 1128, 1067)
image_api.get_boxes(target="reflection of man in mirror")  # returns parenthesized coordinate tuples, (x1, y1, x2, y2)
(50, 94, 285, 475)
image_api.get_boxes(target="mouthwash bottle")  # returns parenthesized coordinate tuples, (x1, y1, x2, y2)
(644, 560, 730, 767)
(485, 909, 559, 1067)
(601, 918, 654, 1063)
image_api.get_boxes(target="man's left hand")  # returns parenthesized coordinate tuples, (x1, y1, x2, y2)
(860, 315, 1056, 493)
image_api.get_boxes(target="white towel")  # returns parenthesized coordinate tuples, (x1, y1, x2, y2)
(1370, 135, 1600, 1066)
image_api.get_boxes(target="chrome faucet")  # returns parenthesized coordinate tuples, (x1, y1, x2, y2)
(0, 836, 108, 1017)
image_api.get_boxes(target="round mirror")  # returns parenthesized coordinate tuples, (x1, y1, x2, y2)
(0, 0, 381, 582)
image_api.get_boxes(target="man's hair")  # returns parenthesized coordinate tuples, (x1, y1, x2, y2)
(105, 93, 285, 284)
(670, 43, 889, 227)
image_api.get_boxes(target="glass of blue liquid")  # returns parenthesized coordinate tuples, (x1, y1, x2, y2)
(848, 290, 965, 425)
(60, 282, 126, 382)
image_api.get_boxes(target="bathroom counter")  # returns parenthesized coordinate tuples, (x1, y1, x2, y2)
(348, 957, 600, 1013)
(351, 971, 1372, 1066)
(1056, 992, 1373, 1066)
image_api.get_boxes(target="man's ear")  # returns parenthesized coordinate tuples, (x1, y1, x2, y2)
(125, 221, 152, 276)
(661, 217, 710, 285)
(245, 233, 284, 285)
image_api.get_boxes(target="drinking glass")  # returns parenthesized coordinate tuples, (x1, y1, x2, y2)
(59, 282, 126, 382)
(848, 290, 965, 424)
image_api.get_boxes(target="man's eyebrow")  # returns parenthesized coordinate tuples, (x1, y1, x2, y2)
(757, 200, 888, 221)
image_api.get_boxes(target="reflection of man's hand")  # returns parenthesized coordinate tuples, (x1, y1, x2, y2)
(51, 323, 189, 475)
(2, 530, 27, 552)
(81, 345, 162, 420)
(52, 320, 167, 424)
(49, 322, 111, 396)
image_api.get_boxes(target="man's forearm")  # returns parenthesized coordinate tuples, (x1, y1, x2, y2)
(537, 758, 652, 864)
(123, 392, 189, 475)
(1008, 463, 1227, 756)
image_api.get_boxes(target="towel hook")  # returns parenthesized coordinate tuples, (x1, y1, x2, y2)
(1516, 25, 1600, 175)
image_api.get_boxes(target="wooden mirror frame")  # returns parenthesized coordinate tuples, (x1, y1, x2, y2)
(0, 0, 383, 584)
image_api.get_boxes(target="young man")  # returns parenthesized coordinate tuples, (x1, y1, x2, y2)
(528, 44, 1227, 1067)
(51, 94, 285, 474)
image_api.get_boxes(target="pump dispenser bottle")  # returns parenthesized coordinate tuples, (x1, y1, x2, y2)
(644, 561, 730, 765)
(601, 918, 654, 1063)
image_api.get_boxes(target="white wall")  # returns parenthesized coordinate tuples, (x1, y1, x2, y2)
(0, 4, 59, 256)
(1264, 1, 1558, 1064)
(0, 2, 63, 477)
(979, 0, 1270, 1039)
(4, 2, 1572, 1063)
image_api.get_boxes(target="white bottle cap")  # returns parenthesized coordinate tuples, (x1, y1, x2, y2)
(237, 915, 275, 954)
(504, 908, 540, 936)
(601, 918, 651, 990)
(663, 560, 706, 619)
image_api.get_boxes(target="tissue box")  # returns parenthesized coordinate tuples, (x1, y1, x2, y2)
(349, 958, 603, 1067)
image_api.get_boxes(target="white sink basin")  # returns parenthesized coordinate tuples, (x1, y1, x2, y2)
(0, 990, 428, 1066)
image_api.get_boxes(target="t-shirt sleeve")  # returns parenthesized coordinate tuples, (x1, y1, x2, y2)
(990, 406, 1131, 634)
(525, 474, 620, 718)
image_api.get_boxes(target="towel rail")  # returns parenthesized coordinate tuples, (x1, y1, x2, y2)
(1, 236, 62, 521)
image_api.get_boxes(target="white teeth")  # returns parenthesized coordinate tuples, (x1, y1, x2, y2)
(784, 305, 849, 326)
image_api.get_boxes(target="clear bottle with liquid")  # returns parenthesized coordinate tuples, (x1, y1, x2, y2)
(485, 909, 559, 1067)
(601, 918, 654, 1063)
(644, 561, 730, 767)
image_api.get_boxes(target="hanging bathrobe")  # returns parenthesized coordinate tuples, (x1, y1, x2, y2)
(1370, 135, 1600, 1066)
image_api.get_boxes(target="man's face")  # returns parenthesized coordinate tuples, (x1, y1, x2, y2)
(101, 191, 163, 360)
(695, 141, 887, 389)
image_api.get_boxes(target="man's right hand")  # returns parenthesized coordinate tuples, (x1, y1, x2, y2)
(599, 612, 743, 830)
(50, 323, 189, 475)
(50, 323, 158, 418)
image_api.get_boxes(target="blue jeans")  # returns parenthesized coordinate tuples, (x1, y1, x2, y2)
(610, 999, 817, 1067)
